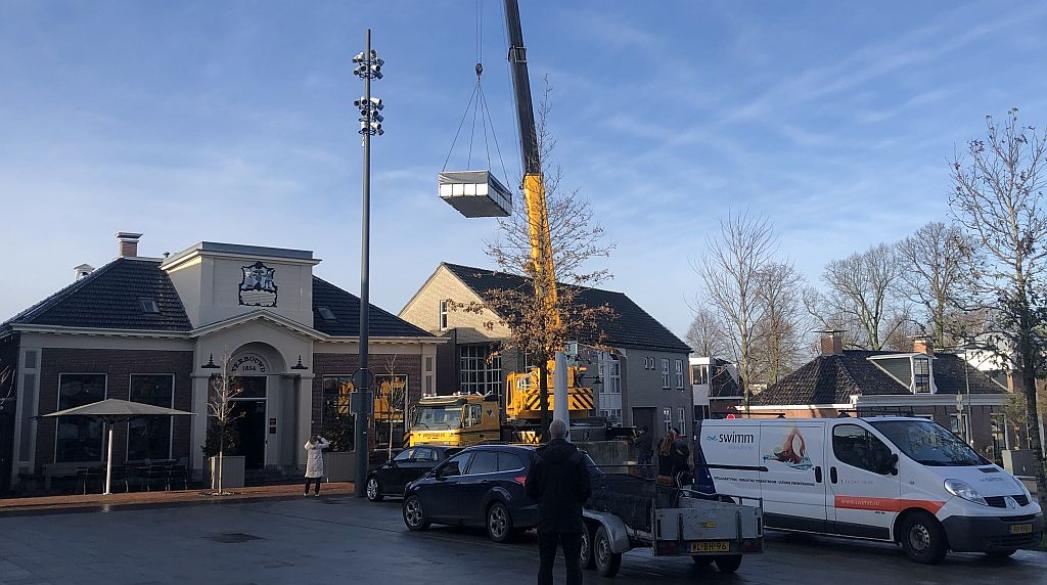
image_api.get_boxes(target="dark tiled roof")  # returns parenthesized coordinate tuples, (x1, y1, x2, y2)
(751, 350, 1006, 406)
(442, 263, 691, 353)
(312, 277, 431, 338)
(2, 258, 191, 332)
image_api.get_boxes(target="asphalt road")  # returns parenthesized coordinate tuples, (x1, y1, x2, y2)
(1, 495, 1045, 585)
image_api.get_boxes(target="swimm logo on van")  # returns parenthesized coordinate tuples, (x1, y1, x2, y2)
(706, 432, 756, 444)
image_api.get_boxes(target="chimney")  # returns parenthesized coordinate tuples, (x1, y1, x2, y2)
(819, 330, 843, 356)
(73, 263, 94, 281)
(117, 232, 142, 258)
(913, 336, 934, 356)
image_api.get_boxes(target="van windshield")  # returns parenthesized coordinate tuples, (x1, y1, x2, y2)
(870, 420, 987, 467)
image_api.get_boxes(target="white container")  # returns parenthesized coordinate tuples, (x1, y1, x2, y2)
(438, 170, 513, 218)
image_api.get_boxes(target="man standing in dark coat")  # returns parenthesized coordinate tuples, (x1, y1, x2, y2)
(526, 419, 592, 585)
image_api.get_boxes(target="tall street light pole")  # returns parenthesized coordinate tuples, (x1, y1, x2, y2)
(352, 29, 384, 497)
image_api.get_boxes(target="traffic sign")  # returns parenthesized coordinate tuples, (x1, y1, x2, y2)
(352, 368, 375, 390)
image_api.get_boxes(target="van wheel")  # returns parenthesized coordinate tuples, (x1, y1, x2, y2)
(899, 512, 947, 564)
(486, 502, 513, 543)
(579, 524, 595, 569)
(714, 555, 742, 573)
(403, 496, 430, 531)
(594, 526, 622, 577)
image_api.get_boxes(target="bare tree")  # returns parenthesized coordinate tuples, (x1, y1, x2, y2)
(379, 354, 408, 460)
(460, 81, 616, 434)
(205, 352, 241, 496)
(686, 307, 731, 358)
(752, 262, 807, 385)
(815, 243, 907, 350)
(950, 108, 1047, 505)
(897, 222, 972, 347)
(699, 211, 777, 413)
(0, 367, 13, 413)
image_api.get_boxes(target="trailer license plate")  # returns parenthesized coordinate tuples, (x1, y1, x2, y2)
(690, 541, 730, 553)
(1010, 524, 1033, 535)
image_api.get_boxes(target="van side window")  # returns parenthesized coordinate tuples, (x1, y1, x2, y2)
(832, 424, 893, 474)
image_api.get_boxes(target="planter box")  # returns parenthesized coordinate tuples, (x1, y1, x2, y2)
(208, 455, 245, 490)
(324, 451, 357, 482)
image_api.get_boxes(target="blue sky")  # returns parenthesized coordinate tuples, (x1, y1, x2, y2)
(2, 1, 1047, 338)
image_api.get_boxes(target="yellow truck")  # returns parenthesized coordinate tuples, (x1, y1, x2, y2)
(407, 363, 595, 447)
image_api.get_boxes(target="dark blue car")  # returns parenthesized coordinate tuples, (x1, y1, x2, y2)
(402, 444, 539, 543)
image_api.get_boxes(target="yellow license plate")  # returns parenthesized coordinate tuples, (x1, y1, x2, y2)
(690, 541, 730, 553)
(1010, 524, 1033, 535)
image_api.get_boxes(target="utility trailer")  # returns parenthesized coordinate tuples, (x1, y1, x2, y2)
(579, 469, 763, 577)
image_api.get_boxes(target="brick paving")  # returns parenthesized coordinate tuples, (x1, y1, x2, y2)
(0, 482, 355, 515)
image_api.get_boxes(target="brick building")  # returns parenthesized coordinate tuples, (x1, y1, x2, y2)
(748, 331, 1017, 461)
(399, 262, 694, 443)
(0, 233, 438, 493)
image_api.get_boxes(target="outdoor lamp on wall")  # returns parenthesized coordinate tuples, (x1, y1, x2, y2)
(291, 355, 308, 370)
(202, 354, 220, 369)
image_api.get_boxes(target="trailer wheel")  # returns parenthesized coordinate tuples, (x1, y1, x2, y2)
(714, 555, 742, 573)
(594, 526, 622, 578)
(579, 524, 595, 569)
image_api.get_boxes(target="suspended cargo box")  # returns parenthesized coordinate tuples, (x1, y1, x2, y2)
(438, 170, 513, 218)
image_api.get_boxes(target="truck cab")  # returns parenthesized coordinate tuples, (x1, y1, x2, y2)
(407, 394, 501, 447)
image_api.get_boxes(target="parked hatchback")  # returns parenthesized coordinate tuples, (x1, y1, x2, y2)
(367, 445, 460, 502)
(402, 445, 538, 542)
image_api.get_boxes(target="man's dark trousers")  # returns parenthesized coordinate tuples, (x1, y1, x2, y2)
(538, 531, 582, 585)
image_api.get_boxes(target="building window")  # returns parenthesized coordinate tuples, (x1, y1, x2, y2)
(375, 374, 408, 450)
(321, 376, 355, 451)
(56, 374, 106, 463)
(19, 373, 36, 462)
(912, 356, 931, 394)
(661, 358, 670, 389)
(691, 364, 708, 385)
(675, 359, 684, 389)
(127, 375, 174, 461)
(950, 413, 970, 443)
(607, 355, 621, 394)
(459, 344, 501, 395)
(663, 407, 672, 433)
(139, 298, 159, 313)
(424, 356, 434, 372)
(990, 413, 1009, 459)
(677, 407, 686, 435)
(439, 300, 449, 331)
(317, 306, 336, 321)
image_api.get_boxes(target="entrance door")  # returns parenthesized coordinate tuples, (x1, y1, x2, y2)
(230, 377, 267, 470)
(0, 410, 14, 493)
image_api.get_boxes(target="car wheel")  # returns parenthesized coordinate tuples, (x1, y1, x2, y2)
(580, 524, 595, 569)
(899, 512, 947, 564)
(986, 549, 1017, 561)
(403, 496, 430, 531)
(594, 525, 622, 577)
(714, 555, 742, 573)
(366, 477, 383, 502)
(486, 501, 513, 543)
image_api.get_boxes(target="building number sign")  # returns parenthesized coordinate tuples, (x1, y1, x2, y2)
(231, 355, 268, 375)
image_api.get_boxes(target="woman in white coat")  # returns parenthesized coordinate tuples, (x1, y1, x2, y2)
(303, 434, 330, 496)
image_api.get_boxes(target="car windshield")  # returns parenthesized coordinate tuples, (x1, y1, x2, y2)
(410, 406, 462, 430)
(870, 419, 987, 467)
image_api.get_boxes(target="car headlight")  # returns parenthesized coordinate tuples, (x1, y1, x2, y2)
(944, 479, 988, 505)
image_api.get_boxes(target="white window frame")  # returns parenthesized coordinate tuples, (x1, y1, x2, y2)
(674, 359, 684, 389)
(126, 374, 176, 461)
(438, 300, 449, 331)
(991, 412, 1011, 450)
(677, 407, 686, 435)
(661, 358, 670, 389)
(663, 407, 672, 433)
(55, 373, 108, 463)
(911, 356, 933, 394)
(458, 344, 501, 395)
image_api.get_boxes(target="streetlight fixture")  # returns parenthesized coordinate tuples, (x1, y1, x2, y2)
(352, 29, 384, 497)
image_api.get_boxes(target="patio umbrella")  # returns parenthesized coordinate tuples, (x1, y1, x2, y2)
(43, 399, 194, 495)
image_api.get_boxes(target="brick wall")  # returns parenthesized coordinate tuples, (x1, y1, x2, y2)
(36, 348, 193, 472)
(310, 352, 423, 437)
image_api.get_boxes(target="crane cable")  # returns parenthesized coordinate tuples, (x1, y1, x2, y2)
(441, 0, 511, 190)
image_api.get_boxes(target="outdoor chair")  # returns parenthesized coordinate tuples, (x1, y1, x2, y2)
(167, 463, 188, 491)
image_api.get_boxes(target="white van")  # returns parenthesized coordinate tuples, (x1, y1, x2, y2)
(697, 417, 1043, 563)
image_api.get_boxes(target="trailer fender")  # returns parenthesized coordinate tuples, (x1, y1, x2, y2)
(583, 510, 631, 554)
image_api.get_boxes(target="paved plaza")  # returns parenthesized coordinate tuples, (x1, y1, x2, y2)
(1, 496, 1045, 585)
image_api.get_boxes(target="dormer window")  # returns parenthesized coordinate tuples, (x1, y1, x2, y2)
(139, 298, 159, 313)
(317, 306, 336, 321)
(913, 356, 931, 394)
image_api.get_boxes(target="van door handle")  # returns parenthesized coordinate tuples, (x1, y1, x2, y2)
(830, 467, 838, 484)
(814, 466, 822, 483)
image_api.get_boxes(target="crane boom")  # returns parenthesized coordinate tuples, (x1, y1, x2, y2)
(503, 0, 559, 331)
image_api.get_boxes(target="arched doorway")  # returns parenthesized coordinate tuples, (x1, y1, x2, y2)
(225, 346, 286, 471)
